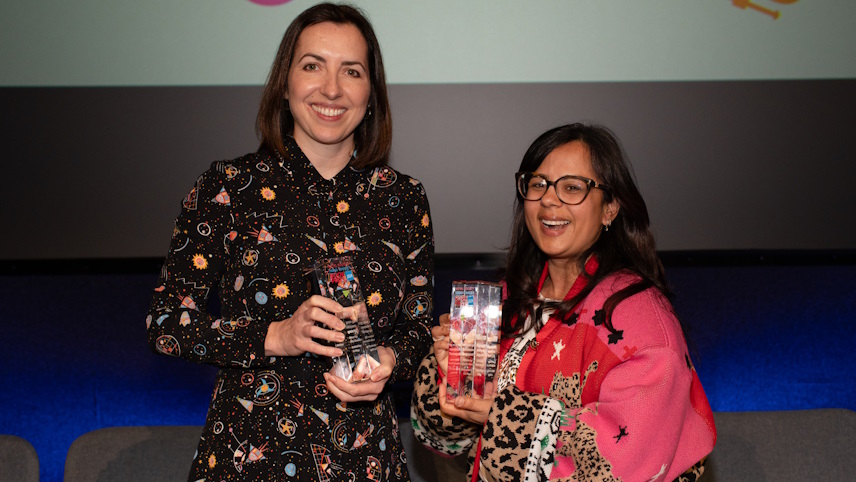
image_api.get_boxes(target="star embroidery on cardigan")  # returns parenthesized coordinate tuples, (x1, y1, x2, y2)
(564, 311, 579, 325)
(607, 329, 624, 344)
(551, 339, 566, 360)
(648, 463, 668, 481)
(592, 308, 606, 326)
(614, 425, 628, 443)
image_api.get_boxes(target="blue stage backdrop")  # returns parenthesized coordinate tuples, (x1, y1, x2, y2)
(1, 253, 854, 481)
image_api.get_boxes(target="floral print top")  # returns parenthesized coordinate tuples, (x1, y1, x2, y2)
(147, 137, 434, 481)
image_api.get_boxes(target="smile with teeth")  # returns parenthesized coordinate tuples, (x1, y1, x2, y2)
(541, 218, 570, 228)
(312, 104, 346, 117)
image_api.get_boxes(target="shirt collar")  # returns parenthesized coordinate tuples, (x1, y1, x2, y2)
(277, 136, 363, 187)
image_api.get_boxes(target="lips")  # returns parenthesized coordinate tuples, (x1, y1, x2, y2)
(312, 104, 346, 117)
(541, 218, 570, 230)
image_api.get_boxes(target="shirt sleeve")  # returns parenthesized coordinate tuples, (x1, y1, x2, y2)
(410, 349, 481, 457)
(145, 163, 271, 368)
(479, 346, 708, 481)
(381, 178, 435, 384)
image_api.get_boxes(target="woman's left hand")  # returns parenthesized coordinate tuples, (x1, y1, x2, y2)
(323, 346, 396, 402)
(438, 382, 494, 425)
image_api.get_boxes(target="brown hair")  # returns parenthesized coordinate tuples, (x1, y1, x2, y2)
(255, 3, 392, 168)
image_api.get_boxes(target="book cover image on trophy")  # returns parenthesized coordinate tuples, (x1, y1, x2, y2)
(310, 256, 381, 382)
(446, 281, 502, 401)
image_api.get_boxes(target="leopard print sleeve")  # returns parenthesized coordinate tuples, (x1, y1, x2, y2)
(409, 349, 480, 456)
(479, 383, 565, 481)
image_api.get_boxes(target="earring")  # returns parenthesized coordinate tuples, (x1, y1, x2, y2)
(364, 107, 372, 119)
(604, 220, 612, 232)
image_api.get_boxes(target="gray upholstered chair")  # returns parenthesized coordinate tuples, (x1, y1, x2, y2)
(62, 410, 856, 481)
(61, 423, 453, 482)
(62, 423, 453, 482)
(398, 418, 468, 482)
(64, 426, 200, 482)
(706, 408, 856, 481)
(401, 409, 856, 481)
(0, 434, 39, 482)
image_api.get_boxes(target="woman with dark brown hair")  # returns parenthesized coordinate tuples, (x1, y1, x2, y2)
(412, 123, 715, 481)
(147, 4, 434, 480)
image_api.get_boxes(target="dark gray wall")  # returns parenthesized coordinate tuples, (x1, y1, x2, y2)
(3, 79, 855, 259)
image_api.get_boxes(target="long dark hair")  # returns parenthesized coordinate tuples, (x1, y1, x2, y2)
(502, 123, 670, 337)
(255, 3, 392, 168)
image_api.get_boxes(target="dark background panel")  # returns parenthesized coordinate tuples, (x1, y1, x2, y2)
(3, 80, 855, 260)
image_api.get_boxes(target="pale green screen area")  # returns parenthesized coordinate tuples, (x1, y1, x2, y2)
(1, 0, 854, 86)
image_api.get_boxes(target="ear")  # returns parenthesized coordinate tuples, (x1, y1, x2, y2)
(602, 199, 620, 226)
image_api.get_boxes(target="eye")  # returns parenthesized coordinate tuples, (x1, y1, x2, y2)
(303, 63, 319, 71)
(345, 68, 362, 77)
(528, 177, 548, 191)
(559, 179, 586, 192)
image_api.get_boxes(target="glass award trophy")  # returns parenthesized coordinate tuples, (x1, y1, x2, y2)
(310, 256, 381, 382)
(446, 281, 502, 400)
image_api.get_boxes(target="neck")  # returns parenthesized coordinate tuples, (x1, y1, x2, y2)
(293, 133, 355, 180)
(542, 257, 583, 300)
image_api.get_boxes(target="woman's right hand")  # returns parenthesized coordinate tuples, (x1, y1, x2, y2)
(264, 295, 346, 357)
(432, 313, 452, 374)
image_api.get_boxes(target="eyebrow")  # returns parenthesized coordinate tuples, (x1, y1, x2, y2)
(296, 53, 366, 70)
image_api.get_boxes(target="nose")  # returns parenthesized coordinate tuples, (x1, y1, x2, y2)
(321, 71, 342, 99)
(539, 183, 563, 207)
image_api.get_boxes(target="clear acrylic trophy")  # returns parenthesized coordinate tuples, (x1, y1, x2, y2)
(310, 256, 381, 382)
(446, 281, 502, 400)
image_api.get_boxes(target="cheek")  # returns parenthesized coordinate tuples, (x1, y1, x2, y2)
(581, 225, 602, 246)
(354, 87, 371, 109)
(286, 73, 311, 99)
(348, 79, 371, 104)
(523, 206, 539, 232)
(577, 215, 604, 246)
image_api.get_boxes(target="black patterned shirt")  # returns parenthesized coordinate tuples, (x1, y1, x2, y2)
(147, 137, 434, 481)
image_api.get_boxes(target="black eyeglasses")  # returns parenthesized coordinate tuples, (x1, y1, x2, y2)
(516, 172, 609, 205)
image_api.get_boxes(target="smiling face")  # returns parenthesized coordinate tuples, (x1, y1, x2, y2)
(286, 22, 371, 157)
(523, 141, 619, 271)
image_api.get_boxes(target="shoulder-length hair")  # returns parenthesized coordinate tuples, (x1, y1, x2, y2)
(255, 3, 392, 168)
(502, 123, 670, 337)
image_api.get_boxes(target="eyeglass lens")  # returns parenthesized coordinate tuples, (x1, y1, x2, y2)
(518, 174, 590, 205)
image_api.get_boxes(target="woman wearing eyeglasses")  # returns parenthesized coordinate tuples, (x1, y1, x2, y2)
(411, 123, 716, 481)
